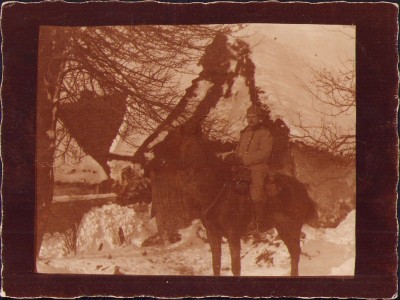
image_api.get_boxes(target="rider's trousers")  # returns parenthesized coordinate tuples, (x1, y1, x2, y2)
(250, 167, 268, 202)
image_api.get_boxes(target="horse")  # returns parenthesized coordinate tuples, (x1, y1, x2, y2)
(151, 126, 317, 276)
(191, 169, 316, 276)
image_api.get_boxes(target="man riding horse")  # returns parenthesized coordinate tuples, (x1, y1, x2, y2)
(227, 105, 273, 239)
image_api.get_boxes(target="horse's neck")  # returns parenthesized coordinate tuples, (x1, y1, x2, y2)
(196, 164, 228, 206)
(178, 134, 232, 208)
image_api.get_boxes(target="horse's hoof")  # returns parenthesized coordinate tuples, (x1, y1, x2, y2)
(168, 233, 182, 244)
(141, 234, 163, 247)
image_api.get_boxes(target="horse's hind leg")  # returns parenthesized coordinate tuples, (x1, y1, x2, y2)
(207, 229, 222, 276)
(288, 238, 301, 277)
(276, 220, 301, 277)
(227, 234, 241, 276)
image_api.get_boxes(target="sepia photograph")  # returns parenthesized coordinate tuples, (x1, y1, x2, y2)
(35, 24, 356, 277)
(1, 1, 397, 298)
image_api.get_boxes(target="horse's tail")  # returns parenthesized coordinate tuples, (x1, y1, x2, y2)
(273, 173, 318, 224)
(305, 197, 318, 223)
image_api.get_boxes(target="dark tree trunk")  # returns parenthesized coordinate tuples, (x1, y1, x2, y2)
(150, 168, 192, 242)
(35, 27, 64, 263)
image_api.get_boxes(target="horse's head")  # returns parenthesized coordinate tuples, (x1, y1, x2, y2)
(169, 128, 229, 199)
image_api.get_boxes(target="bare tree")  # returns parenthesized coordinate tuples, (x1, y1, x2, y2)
(294, 60, 356, 157)
(294, 113, 355, 157)
(36, 25, 241, 263)
(293, 27, 355, 157)
(304, 61, 355, 117)
(42, 25, 242, 162)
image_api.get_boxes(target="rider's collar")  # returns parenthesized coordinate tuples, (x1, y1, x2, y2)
(244, 122, 265, 132)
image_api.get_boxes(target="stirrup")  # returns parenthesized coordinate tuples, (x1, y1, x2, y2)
(258, 231, 270, 242)
(246, 221, 259, 235)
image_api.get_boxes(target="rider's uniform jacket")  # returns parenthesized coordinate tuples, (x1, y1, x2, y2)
(235, 123, 273, 202)
(236, 123, 273, 171)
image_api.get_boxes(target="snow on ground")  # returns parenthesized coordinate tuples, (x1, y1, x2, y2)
(76, 204, 149, 253)
(52, 193, 117, 203)
(37, 204, 355, 276)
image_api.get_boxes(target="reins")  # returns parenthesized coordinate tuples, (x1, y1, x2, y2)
(245, 129, 256, 153)
(203, 183, 228, 218)
(202, 175, 253, 222)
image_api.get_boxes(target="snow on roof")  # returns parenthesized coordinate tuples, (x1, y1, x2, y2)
(170, 80, 214, 128)
(148, 131, 169, 149)
(110, 24, 355, 160)
(131, 37, 255, 163)
(205, 75, 252, 142)
(244, 24, 355, 142)
(54, 155, 108, 184)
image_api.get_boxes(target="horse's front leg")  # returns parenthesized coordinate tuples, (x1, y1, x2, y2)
(207, 229, 222, 276)
(227, 234, 241, 276)
(288, 241, 300, 277)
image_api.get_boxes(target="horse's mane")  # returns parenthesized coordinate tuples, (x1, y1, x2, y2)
(183, 135, 231, 195)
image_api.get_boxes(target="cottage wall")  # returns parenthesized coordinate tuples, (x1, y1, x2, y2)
(290, 144, 356, 227)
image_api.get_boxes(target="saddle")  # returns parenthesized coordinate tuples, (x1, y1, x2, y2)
(231, 165, 252, 195)
(264, 174, 280, 198)
(230, 168, 283, 199)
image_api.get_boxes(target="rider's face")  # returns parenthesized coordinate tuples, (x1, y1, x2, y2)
(246, 114, 261, 128)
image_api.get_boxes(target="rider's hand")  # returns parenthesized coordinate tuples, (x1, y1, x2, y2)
(225, 153, 243, 165)
(234, 156, 244, 165)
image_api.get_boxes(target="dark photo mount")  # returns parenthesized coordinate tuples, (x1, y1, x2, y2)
(1, 1, 398, 298)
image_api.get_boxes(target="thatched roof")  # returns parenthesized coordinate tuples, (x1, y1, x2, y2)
(58, 91, 127, 173)
(131, 33, 268, 165)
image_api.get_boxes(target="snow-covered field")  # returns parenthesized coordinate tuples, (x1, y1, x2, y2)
(37, 203, 355, 276)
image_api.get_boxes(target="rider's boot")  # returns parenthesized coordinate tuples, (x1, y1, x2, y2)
(255, 201, 266, 227)
(246, 202, 258, 235)
(255, 201, 270, 241)
(247, 201, 266, 237)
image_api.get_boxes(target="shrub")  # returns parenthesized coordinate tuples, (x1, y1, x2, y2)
(116, 165, 151, 206)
